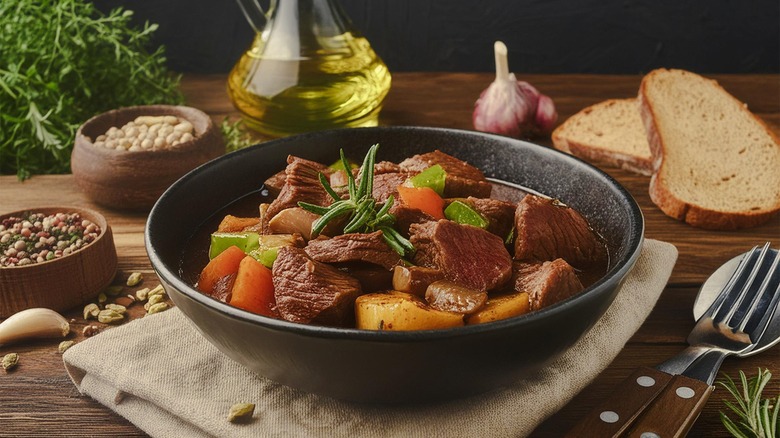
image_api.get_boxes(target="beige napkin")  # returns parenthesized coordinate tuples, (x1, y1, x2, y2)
(63, 239, 677, 438)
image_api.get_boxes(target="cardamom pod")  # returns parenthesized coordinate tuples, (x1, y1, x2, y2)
(98, 292, 107, 304)
(227, 403, 255, 423)
(105, 303, 127, 314)
(58, 340, 75, 354)
(135, 287, 150, 301)
(148, 285, 165, 298)
(83, 303, 100, 320)
(2, 353, 19, 371)
(97, 309, 125, 324)
(126, 272, 144, 287)
(147, 294, 165, 307)
(147, 302, 169, 314)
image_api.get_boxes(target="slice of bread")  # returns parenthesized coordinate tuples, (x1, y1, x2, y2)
(552, 99, 653, 176)
(639, 68, 780, 230)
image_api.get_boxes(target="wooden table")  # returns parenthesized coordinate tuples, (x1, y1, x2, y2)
(1, 73, 778, 437)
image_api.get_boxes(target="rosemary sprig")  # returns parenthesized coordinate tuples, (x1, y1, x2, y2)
(298, 144, 415, 257)
(719, 368, 779, 438)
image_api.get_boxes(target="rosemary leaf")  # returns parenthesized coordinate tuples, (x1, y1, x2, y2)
(319, 172, 342, 202)
(719, 368, 779, 438)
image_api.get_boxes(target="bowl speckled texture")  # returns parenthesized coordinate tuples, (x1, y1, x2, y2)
(146, 126, 644, 403)
(0, 207, 117, 318)
(71, 105, 224, 211)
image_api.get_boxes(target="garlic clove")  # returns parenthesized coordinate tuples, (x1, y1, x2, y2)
(472, 41, 557, 139)
(534, 93, 559, 135)
(0, 308, 70, 346)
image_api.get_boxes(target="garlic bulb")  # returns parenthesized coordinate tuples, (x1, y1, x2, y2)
(0, 308, 70, 346)
(473, 41, 558, 138)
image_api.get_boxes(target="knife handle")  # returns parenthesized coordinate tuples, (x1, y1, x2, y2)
(625, 374, 713, 438)
(564, 367, 673, 437)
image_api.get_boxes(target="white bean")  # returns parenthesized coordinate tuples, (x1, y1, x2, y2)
(135, 116, 165, 125)
(180, 132, 194, 143)
(173, 121, 193, 133)
(165, 132, 181, 145)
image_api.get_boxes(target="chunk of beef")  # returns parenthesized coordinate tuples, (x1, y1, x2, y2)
(400, 150, 484, 181)
(263, 169, 288, 198)
(389, 203, 436, 238)
(304, 231, 402, 270)
(410, 220, 512, 291)
(272, 247, 362, 327)
(372, 172, 409, 203)
(464, 197, 516, 239)
(513, 259, 584, 311)
(265, 156, 335, 220)
(337, 262, 394, 293)
(443, 176, 492, 198)
(399, 150, 492, 198)
(514, 194, 607, 269)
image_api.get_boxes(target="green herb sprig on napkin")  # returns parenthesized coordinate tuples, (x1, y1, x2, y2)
(0, 0, 182, 180)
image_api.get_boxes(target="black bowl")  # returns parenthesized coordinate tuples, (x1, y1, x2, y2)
(145, 126, 644, 403)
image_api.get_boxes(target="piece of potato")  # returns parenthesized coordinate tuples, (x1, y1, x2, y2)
(355, 291, 464, 331)
(466, 292, 530, 325)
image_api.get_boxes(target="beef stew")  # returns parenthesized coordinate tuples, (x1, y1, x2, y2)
(191, 145, 608, 330)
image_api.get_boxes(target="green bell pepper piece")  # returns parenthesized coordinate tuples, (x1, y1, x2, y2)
(209, 232, 260, 259)
(408, 164, 446, 196)
(248, 247, 279, 268)
(444, 200, 489, 229)
(247, 234, 301, 268)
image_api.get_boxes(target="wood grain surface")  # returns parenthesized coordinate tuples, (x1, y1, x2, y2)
(1, 73, 778, 437)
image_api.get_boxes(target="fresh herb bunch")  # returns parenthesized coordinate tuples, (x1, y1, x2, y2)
(720, 368, 778, 438)
(298, 144, 415, 257)
(0, 0, 183, 180)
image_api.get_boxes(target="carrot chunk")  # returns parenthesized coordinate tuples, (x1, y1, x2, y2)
(229, 256, 276, 317)
(197, 245, 246, 294)
(397, 185, 445, 219)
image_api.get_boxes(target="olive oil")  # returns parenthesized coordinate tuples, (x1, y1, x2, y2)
(228, 32, 391, 137)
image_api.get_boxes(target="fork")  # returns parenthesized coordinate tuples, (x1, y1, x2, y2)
(567, 243, 780, 437)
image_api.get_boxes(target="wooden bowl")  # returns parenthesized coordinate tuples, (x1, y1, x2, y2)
(0, 207, 117, 318)
(71, 105, 225, 211)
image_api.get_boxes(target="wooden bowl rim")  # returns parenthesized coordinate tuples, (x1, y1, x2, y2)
(74, 104, 217, 158)
(0, 206, 112, 271)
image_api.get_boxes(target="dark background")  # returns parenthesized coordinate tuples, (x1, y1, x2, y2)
(94, 0, 780, 74)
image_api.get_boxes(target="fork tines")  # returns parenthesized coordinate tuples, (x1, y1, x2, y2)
(708, 242, 780, 341)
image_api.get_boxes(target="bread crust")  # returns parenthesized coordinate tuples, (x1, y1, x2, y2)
(552, 99, 653, 176)
(639, 68, 780, 230)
